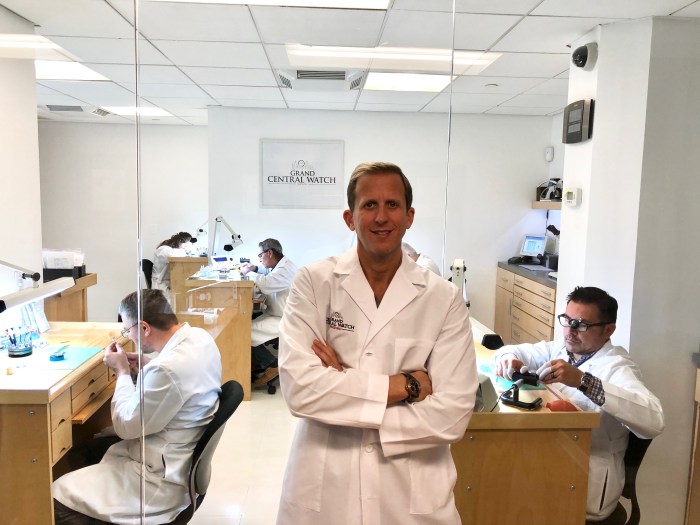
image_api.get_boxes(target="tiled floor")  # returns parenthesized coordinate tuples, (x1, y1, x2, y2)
(190, 389, 297, 525)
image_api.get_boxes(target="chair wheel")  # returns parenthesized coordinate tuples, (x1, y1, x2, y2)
(267, 384, 276, 395)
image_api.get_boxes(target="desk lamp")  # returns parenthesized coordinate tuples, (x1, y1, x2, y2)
(0, 259, 74, 314)
(210, 216, 243, 257)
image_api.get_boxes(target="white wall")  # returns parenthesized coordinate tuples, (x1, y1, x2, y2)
(558, 17, 700, 524)
(209, 107, 551, 325)
(0, 8, 42, 327)
(39, 123, 208, 321)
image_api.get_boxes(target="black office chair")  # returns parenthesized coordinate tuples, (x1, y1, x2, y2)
(169, 380, 245, 524)
(141, 258, 154, 289)
(587, 432, 654, 525)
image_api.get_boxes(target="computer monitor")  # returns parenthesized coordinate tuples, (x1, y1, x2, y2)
(520, 234, 546, 258)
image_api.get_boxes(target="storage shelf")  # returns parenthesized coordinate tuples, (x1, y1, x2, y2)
(532, 200, 562, 210)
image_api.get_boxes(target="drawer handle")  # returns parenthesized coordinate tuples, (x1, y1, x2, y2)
(539, 314, 549, 322)
(537, 330, 548, 338)
(541, 291, 552, 297)
(512, 329, 521, 338)
(540, 303, 550, 309)
(514, 290, 523, 297)
(512, 314, 520, 322)
(501, 277, 507, 282)
(58, 418, 66, 425)
(88, 392, 96, 400)
(88, 378, 96, 386)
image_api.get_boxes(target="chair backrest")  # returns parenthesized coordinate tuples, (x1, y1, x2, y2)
(141, 258, 154, 289)
(622, 432, 653, 525)
(171, 380, 244, 524)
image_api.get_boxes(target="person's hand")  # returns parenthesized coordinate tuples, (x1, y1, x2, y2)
(240, 263, 255, 275)
(495, 354, 526, 380)
(536, 359, 583, 387)
(311, 339, 343, 371)
(125, 351, 154, 372)
(103, 341, 130, 377)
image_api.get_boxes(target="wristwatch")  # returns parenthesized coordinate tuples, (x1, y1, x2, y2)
(401, 372, 421, 403)
(578, 372, 594, 394)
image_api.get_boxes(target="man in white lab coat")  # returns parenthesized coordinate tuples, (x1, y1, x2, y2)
(53, 289, 222, 525)
(241, 238, 298, 386)
(493, 286, 664, 522)
(277, 162, 478, 524)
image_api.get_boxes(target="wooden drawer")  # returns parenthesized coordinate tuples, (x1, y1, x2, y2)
(513, 294, 554, 327)
(72, 373, 109, 415)
(512, 274, 555, 301)
(50, 389, 72, 432)
(496, 268, 514, 292)
(511, 307, 553, 342)
(511, 324, 541, 344)
(513, 285, 555, 316)
(72, 365, 108, 400)
(51, 418, 72, 465)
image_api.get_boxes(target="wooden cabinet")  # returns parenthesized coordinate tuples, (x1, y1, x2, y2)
(495, 265, 556, 345)
(44, 273, 97, 322)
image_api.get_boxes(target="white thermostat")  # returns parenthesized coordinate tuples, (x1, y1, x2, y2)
(564, 187, 582, 206)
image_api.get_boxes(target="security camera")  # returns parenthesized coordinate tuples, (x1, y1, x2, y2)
(572, 42, 597, 71)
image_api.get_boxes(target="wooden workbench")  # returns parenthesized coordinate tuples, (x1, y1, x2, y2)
(452, 344, 600, 525)
(0, 322, 123, 525)
(43, 273, 98, 322)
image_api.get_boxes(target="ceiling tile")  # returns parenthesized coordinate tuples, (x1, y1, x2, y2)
(181, 67, 278, 86)
(450, 75, 544, 93)
(486, 106, 556, 115)
(498, 93, 568, 108)
(133, 3, 259, 42)
(533, 0, 691, 18)
(152, 41, 269, 68)
(492, 16, 619, 52)
(392, 0, 541, 15)
(358, 90, 438, 104)
(0, 0, 134, 38)
(281, 89, 359, 102)
(37, 80, 137, 106)
(380, 10, 456, 48)
(85, 64, 191, 84)
(287, 101, 356, 110)
(251, 6, 385, 46)
(47, 36, 170, 65)
(479, 51, 570, 78)
(524, 78, 568, 95)
(204, 85, 283, 101)
(356, 103, 426, 112)
(675, 4, 700, 16)
(141, 97, 219, 112)
(216, 99, 288, 109)
(119, 83, 212, 99)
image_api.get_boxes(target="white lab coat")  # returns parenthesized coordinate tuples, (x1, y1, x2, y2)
(249, 256, 297, 346)
(277, 249, 478, 525)
(494, 340, 664, 521)
(151, 245, 187, 293)
(415, 253, 441, 276)
(53, 324, 222, 525)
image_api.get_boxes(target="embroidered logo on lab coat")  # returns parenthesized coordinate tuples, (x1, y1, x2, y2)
(326, 311, 355, 332)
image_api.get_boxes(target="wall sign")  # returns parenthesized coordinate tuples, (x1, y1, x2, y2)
(261, 139, 345, 208)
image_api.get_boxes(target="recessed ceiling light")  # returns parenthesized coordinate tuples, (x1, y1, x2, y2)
(102, 107, 173, 117)
(145, 0, 390, 8)
(35, 61, 109, 81)
(0, 34, 76, 61)
(285, 44, 500, 74)
(364, 72, 452, 92)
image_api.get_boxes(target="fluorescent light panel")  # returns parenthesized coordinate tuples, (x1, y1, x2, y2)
(285, 44, 501, 74)
(102, 107, 173, 117)
(0, 277, 74, 314)
(145, 0, 389, 8)
(35, 61, 109, 81)
(364, 72, 453, 92)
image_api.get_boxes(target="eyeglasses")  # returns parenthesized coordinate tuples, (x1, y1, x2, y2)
(121, 321, 140, 338)
(557, 314, 611, 332)
(257, 249, 268, 258)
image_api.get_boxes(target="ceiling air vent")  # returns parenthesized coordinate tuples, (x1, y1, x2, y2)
(91, 107, 112, 117)
(46, 105, 84, 112)
(278, 70, 364, 92)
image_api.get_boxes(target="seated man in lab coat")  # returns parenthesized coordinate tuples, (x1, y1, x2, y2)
(277, 162, 478, 524)
(53, 289, 222, 525)
(240, 238, 298, 387)
(402, 241, 441, 275)
(493, 286, 664, 523)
